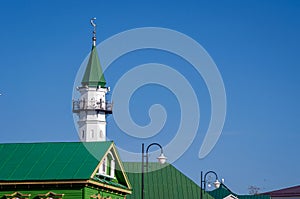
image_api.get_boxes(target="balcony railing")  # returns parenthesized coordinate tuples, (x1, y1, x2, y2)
(72, 99, 113, 114)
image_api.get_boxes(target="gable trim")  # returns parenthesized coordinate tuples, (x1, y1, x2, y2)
(90, 143, 132, 190)
(88, 180, 132, 194)
(37, 191, 64, 198)
(224, 194, 239, 199)
(4, 191, 31, 197)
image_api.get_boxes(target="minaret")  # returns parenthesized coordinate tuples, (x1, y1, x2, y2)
(73, 18, 112, 142)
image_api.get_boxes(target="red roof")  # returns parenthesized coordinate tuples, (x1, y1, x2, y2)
(263, 185, 300, 197)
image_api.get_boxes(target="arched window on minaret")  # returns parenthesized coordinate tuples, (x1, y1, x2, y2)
(91, 130, 94, 138)
(100, 130, 104, 139)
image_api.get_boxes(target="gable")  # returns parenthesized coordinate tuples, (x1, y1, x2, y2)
(90, 144, 132, 191)
(224, 194, 239, 199)
(209, 184, 233, 199)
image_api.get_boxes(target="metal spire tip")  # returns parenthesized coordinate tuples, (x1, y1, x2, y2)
(90, 17, 97, 46)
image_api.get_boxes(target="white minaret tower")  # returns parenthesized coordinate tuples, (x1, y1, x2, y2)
(73, 18, 112, 142)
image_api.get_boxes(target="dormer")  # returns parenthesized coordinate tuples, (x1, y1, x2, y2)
(224, 194, 239, 199)
(97, 151, 115, 179)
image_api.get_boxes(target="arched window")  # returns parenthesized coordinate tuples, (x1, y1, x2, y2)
(106, 152, 115, 178)
(102, 157, 106, 174)
(100, 130, 104, 138)
(98, 151, 115, 178)
(91, 129, 94, 138)
(110, 157, 115, 177)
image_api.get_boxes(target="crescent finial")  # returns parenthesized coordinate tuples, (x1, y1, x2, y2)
(90, 17, 96, 27)
(90, 17, 97, 46)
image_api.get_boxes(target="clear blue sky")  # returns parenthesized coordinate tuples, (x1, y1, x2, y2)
(0, 0, 299, 194)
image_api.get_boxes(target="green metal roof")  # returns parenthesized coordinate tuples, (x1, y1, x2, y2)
(81, 45, 106, 87)
(209, 184, 270, 199)
(0, 142, 112, 181)
(123, 162, 214, 199)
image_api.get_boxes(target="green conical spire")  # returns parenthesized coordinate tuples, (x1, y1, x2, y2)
(81, 46, 106, 87)
(81, 18, 106, 87)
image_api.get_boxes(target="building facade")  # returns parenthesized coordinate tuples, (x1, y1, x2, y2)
(262, 185, 300, 199)
(209, 183, 270, 199)
(0, 142, 131, 199)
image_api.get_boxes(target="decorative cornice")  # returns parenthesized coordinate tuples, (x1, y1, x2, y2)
(0, 179, 131, 194)
(0, 180, 88, 185)
(4, 191, 31, 197)
(37, 191, 64, 198)
(87, 180, 132, 194)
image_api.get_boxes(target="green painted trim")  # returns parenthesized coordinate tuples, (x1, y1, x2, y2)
(84, 186, 125, 199)
(0, 188, 82, 199)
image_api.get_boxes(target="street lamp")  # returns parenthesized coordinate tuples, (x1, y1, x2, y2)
(200, 171, 221, 199)
(141, 143, 167, 199)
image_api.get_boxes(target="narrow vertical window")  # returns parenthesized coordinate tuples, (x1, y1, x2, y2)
(98, 157, 106, 175)
(110, 159, 115, 177)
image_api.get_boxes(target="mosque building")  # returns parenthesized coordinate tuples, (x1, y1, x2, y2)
(0, 19, 231, 199)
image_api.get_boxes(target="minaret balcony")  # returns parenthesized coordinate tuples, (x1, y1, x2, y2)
(72, 99, 113, 114)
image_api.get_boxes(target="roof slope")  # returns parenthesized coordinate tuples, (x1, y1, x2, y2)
(0, 142, 112, 181)
(262, 185, 300, 197)
(123, 162, 214, 199)
(81, 45, 106, 87)
(209, 184, 270, 199)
